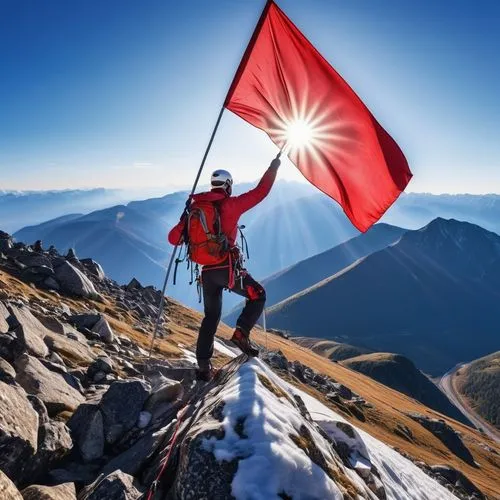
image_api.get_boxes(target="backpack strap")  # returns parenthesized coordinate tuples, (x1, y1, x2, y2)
(212, 201, 222, 236)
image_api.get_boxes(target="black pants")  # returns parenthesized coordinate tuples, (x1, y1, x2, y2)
(197, 264, 265, 368)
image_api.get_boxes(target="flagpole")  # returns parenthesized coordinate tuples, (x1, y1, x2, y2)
(148, 0, 273, 358)
(148, 106, 225, 357)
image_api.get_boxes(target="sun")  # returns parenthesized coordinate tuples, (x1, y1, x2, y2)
(286, 119, 315, 148)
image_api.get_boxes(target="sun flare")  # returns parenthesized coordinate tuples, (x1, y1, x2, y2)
(286, 119, 314, 148)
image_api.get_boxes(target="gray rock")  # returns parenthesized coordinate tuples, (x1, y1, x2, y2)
(93, 371, 107, 383)
(409, 414, 476, 466)
(67, 404, 104, 463)
(91, 316, 114, 344)
(263, 350, 289, 371)
(27, 395, 50, 425)
(87, 357, 114, 379)
(430, 464, 484, 499)
(100, 380, 150, 444)
(0, 469, 23, 499)
(15, 354, 85, 416)
(126, 278, 142, 291)
(39, 316, 87, 342)
(0, 356, 16, 383)
(102, 425, 170, 479)
(28, 421, 73, 483)
(44, 277, 60, 290)
(68, 313, 101, 331)
(21, 482, 77, 500)
(79, 470, 143, 500)
(7, 304, 50, 358)
(53, 260, 99, 298)
(49, 463, 100, 485)
(144, 375, 183, 412)
(16, 253, 53, 269)
(21, 266, 55, 286)
(80, 259, 106, 281)
(331, 383, 353, 400)
(44, 330, 95, 366)
(0, 381, 38, 484)
(49, 351, 66, 366)
(0, 301, 9, 332)
(0, 331, 25, 362)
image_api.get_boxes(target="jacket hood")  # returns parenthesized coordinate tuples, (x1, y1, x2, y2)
(191, 190, 228, 202)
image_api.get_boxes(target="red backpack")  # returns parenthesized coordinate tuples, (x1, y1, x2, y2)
(185, 200, 229, 265)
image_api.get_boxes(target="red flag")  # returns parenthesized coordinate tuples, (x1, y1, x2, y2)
(225, 1, 412, 232)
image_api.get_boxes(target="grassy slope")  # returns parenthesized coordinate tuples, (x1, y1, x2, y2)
(2, 270, 499, 498)
(455, 352, 500, 429)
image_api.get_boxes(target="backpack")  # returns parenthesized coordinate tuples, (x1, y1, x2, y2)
(184, 200, 229, 266)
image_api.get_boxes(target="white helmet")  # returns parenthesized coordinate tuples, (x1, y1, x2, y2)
(211, 169, 233, 191)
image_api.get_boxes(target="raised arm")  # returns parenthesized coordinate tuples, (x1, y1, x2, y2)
(230, 158, 280, 216)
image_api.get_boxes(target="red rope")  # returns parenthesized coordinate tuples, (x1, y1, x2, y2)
(146, 409, 185, 500)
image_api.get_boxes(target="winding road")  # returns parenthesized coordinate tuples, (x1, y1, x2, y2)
(439, 363, 500, 444)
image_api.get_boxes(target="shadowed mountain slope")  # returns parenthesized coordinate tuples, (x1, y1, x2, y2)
(342, 353, 470, 424)
(224, 223, 406, 324)
(266, 218, 500, 375)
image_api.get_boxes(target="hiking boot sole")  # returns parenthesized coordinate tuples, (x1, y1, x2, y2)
(230, 335, 259, 357)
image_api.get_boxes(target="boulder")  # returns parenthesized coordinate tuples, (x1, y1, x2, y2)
(68, 313, 101, 332)
(79, 470, 143, 500)
(144, 375, 183, 412)
(0, 231, 14, 252)
(408, 414, 475, 465)
(0, 469, 23, 499)
(16, 253, 53, 269)
(101, 426, 170, 477)
(80, 259, 106, 281)
(100, 380, 150, 444)
(87, 357, 114, 380)
(92, 316, 114, 344)
(0, 331, 25, 362)
(7, 304, 50, 358)
(430, 465, 484, 498)
(21, 482, 77, 500)
(27, 395, 50, 425)
(53, 260, 99, 298)
(15, 354, 85, 416)
(0, 356, 16, 383)
(28, 421, 73, 483)
(331, 382, 353, 400)
(67, 404, 105, 462)
(44, 331, 95, 366)
(0, 301, 9, 332)
(126, 278, 142, 292)
(0, 381, 38, 484)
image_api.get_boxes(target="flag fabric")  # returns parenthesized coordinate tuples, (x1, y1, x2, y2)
(224, 0, 412, 232)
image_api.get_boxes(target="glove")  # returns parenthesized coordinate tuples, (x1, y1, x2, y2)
(270, 157, 281, 169)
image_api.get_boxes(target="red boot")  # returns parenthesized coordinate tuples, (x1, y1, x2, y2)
(230, 328, 259, 357)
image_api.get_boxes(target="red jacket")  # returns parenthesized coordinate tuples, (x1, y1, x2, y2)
(168, 166, 278, 246)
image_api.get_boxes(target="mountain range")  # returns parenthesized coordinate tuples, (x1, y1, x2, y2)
(0, 188, 135, 234)
(11, 189, 500, 312)
(264, 218, 500, 375)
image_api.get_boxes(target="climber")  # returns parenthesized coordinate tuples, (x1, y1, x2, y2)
(168, 157, 280, 380)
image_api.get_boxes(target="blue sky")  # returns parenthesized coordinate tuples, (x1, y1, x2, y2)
(0, 0, 499, 193)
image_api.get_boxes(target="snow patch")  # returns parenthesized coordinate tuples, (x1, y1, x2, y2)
(214, 338, 239, 358)
(203, 361, 345, 499)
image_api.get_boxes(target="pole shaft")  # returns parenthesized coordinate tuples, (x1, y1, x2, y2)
(148, 107, 225, 357)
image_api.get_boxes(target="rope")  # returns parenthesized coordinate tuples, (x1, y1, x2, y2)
(146, 409, 185, 500)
